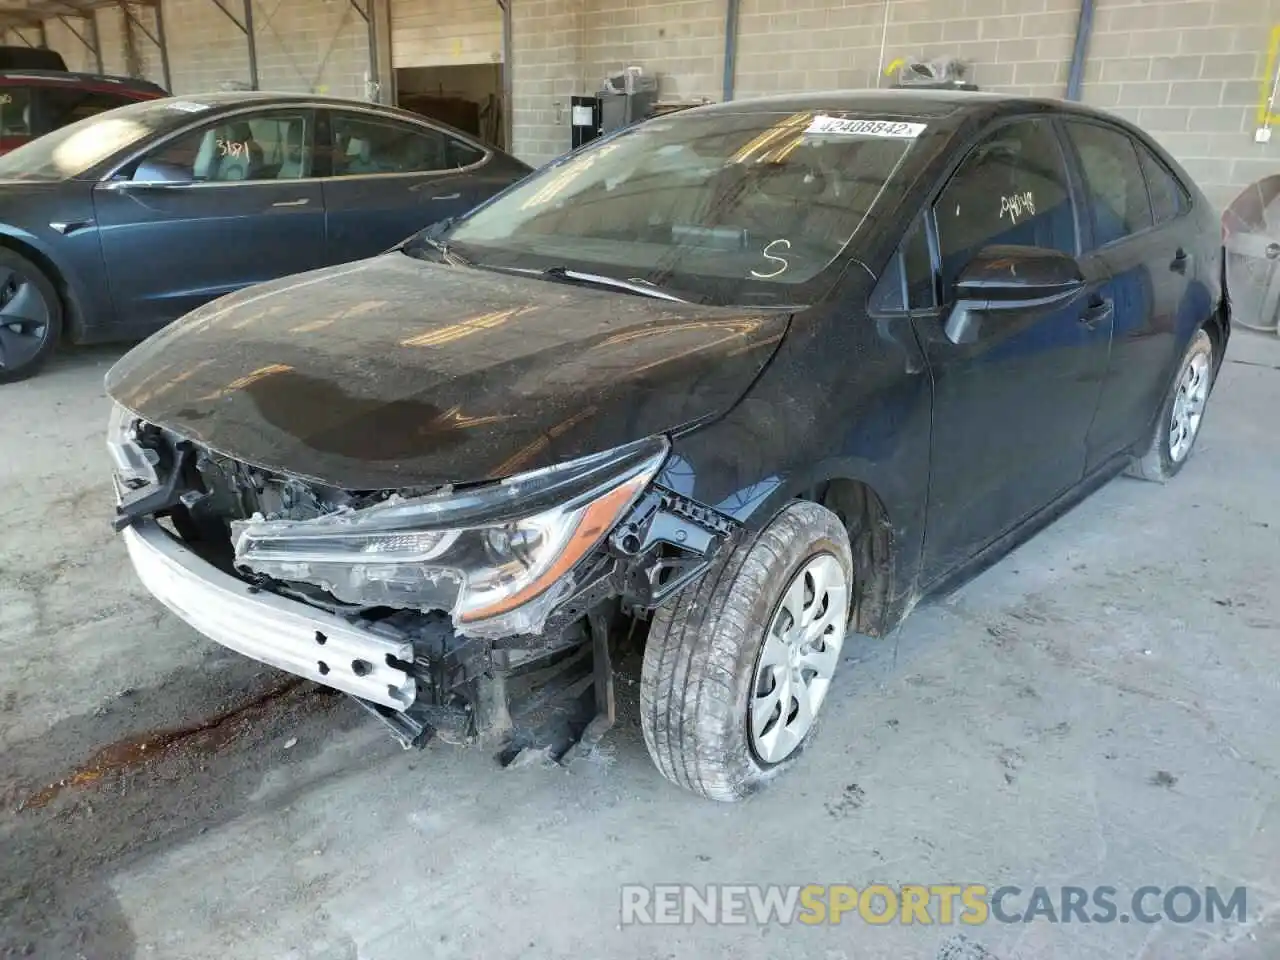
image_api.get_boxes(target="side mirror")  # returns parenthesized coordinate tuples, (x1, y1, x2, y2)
(945, 245, 1085, 344)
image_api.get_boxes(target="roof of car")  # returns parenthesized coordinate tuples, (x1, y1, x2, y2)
(0, 69, 167, 95)
(156, 90, 495, 140)
(690, 88, 1114, 124)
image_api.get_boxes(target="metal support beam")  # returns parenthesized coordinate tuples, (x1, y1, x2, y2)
(119, 2, 169, 85)
(12, 27, 36, 48)
(37, 19, 47, 47)
(89, 11, 104, 74)
(154, 0, 171, 92)
(204, 0, 254, 90)
(499, 0, 512, 150)
(58, 14, 104, 73)
(1065, 0, 1095, 101)
(348, 0, 368, 23)
(242, 0, 258, 89)
(369, 0, 393, 105)
(721, 0, 739, 102)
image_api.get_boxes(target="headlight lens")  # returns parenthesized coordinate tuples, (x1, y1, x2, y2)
(106, 402, 160, 492)
(230, 437, 668, 632)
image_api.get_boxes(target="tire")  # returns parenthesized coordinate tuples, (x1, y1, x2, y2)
(0, 248, 61, 384)
(640, 501, 854, 802)
(1127, 327, 1215, 483)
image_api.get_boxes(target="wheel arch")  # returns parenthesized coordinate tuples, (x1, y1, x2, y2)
(0, 231, 87, 342)
(792, 475, 897, 637)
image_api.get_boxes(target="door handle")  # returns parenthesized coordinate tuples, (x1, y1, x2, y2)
(1079, 295, 1113, 330)
(430, 192, 462, 201)
(1170, 247, 1189, 273)
(271, 198, 310, 207)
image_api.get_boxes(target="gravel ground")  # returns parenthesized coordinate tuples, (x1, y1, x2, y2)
(1, 335, 1278, 960)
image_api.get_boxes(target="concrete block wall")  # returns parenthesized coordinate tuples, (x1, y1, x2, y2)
(511, 0, 1280, 210)
(581, 0, 723, 102)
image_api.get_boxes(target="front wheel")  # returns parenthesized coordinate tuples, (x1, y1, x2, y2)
(0, 248, 61, 384)
(1128, 327, 1215, 482)
(640, 501, 853, 801)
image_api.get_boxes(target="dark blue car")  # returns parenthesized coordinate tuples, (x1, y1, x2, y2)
(0, 91, 530, 381)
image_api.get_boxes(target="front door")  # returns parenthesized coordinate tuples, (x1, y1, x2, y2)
(319, 109, 487, 265)
(93, 108, 325, 330)
(914, 117, 1114, 582)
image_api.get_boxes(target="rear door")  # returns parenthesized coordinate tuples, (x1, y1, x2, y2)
(1062, 120, 1185, 466)
(318, 109, 489, 264)
(912, 117, 1114, 581)
(94, 107, 325, 329)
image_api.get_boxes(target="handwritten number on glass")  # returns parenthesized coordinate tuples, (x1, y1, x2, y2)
(751, 239, 792, 279)
(216, 139, 249, 159)
(1000, 191, 1036, 223)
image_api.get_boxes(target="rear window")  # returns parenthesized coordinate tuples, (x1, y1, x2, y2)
(440, 110, 926, 306)
(44, 87, 145, 129)
(1137, 145, 1190, 224)
(0, 87, 31, 137)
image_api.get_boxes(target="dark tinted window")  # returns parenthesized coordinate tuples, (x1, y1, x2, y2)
(0, 87, 31, 137)
(1065, 121, 1153, 247)
(1137, 145, 1188, 224)
(331, 114, 478, 175)
(43, 88, 139, 130)
(934, 119, 1076, 291)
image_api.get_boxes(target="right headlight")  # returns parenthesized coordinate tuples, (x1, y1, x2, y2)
(230, 436, 668, 634)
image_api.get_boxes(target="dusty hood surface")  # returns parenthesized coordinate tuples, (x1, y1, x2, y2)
(106, 254, 789, 489)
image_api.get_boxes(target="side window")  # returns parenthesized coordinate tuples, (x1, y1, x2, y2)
(138, 112, 312, 182)
(1136, 145, 1189, 225)
(870, 218, 934, 314)
(331, 114, 469, 176)
(934, 119, 1076, 292)
(0, 88, 32, 137)
(1065, 122, 1153, 248)
(43, 88, 138, 130)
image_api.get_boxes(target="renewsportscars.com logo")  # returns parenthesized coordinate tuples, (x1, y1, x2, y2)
(620, 884, 1248, 926)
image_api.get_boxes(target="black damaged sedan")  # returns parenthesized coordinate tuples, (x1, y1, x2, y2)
(106, 91, 1228, 800)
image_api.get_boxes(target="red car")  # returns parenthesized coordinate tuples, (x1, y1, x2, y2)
(0, 68, 167, 154)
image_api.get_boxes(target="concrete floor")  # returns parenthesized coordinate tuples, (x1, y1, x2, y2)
(1, 333, 1278, 960)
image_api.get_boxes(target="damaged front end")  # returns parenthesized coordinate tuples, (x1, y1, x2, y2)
(109, 405, 738, 755)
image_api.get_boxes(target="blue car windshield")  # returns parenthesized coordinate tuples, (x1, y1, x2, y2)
(435, 110, 924, 306)
(0, 97, 212, 180)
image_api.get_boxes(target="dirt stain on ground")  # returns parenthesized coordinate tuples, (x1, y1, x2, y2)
(17, 677, 306, 811)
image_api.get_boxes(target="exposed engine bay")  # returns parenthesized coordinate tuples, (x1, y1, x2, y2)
(110, 411, 739, 757)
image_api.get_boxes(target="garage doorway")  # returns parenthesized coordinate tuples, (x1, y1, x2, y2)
(395, 63, 505, 151)
(390, 0, 506, 151)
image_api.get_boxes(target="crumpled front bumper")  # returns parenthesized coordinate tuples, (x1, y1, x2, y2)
(122, 519, 417, 710)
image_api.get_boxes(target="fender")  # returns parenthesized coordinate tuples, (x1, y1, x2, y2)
(0, 220, 112, 343)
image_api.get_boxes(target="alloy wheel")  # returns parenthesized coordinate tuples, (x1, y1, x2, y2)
(749, 552, 849, 764)
(1169, 350, 1210, 463)
(0, 266, 50, 374)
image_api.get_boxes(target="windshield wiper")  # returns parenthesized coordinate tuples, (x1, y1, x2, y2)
(540, 266, 687, 303)
(405, 218, 468, 265)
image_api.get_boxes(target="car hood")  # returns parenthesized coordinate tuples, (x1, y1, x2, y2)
(106, 254, 791, 489)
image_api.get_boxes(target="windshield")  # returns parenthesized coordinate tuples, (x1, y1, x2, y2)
(0, 97, 211, 180)
(432, 109, 923, 306)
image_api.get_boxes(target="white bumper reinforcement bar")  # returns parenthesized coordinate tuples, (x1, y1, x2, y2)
(123, 519, 417, 710)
